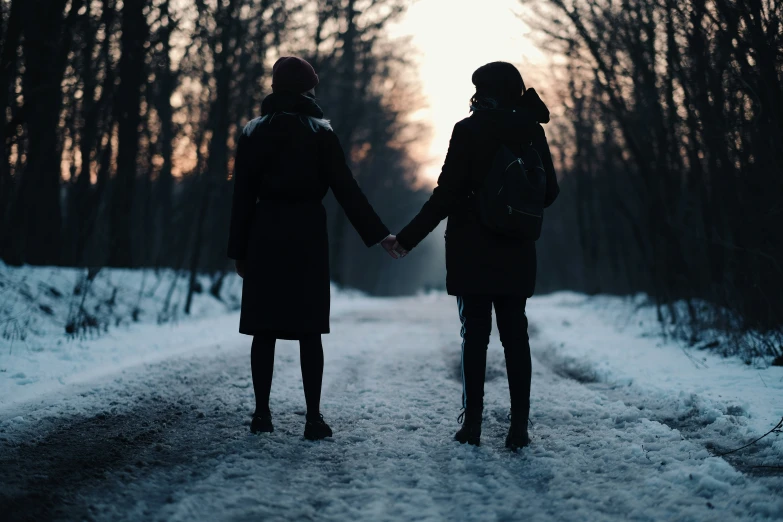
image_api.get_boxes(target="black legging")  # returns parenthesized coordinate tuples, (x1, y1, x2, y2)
(457, 295, 531, 420)
(251, 334, 324, 417)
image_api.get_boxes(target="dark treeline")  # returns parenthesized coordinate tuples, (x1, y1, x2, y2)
(0, 0, 440, 301)
(530, 0, 783, 357)
(3, 0, 781, 355)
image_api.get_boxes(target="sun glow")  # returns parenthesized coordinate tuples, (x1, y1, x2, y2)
(391, 0, 548, 185)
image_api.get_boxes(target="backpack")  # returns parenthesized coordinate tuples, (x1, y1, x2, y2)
(476, 141, 547, 241)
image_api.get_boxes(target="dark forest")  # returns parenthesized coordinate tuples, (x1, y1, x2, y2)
(531, 0, 783, 357)
(0, 0, 439, 299)
(1, 0, 782, 356)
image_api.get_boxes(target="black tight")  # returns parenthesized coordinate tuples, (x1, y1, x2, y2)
(251, 334, 324, 417)
(298, 335, 324, 417)
(250, 336, 275, 415)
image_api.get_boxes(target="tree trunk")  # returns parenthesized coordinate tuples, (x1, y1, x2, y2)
(108, 0, 148, 267)
(153, 2, 175, 267)
(0, 0, 23, 260)
(329, 0, 358, 287)
(185, 0, 239, 301)
(66, 0, 101, 265)
(9, 0, 70, 265)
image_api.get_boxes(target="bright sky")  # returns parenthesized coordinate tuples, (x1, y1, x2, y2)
(390, 0, 547, 184)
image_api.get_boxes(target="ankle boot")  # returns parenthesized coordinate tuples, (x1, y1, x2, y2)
(304, 413, 333, 440)
(251, 411, 273, 434)
(505, 413, 530, 450)
(454, 408, 482, 446)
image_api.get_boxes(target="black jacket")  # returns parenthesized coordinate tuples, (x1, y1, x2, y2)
(227, 92, 389, 338)
(396, 89, 559, 297)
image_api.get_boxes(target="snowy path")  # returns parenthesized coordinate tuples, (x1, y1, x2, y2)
(1, 294, 781, 521)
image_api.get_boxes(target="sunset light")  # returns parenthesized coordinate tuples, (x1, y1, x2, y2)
(392, 0, 548, 183)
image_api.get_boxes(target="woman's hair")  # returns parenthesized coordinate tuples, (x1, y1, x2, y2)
(470, 93, 499, 111)
(471, 61, 526, 110)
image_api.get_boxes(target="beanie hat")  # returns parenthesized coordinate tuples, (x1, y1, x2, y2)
(471, 62, 525, 104)
(272, 56, 319, 94)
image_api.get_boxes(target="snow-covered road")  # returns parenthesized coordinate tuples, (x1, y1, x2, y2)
(1, 294, 781, 521)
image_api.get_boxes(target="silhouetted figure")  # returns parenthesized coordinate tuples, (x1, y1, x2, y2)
(394, 62, 559, 449)
(227, 57, 399, 440)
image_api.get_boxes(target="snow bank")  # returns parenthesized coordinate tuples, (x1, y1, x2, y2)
(528, 292, 783, 459)
(0, 262, 243, 340)
(0, 262, 238, 406)
(0, 263, 380, 411)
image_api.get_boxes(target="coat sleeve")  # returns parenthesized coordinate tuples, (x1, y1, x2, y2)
(322, 131, 390, 247)
(396, 122, 473, 251)
(227, 133, 259, 260)
(534, 125, 560, 208)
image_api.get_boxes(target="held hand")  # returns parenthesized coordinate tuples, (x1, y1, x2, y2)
(392, 241, 409, 258)
(235, 259, 246, 278)
(380, 235, 401, 259)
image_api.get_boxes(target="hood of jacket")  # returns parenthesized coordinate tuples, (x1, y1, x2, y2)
(469, 87, 550, 141)
(261, 91, 325, 118)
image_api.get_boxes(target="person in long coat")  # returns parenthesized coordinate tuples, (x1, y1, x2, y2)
(227, 57, 398, 440)
(393, 62, 560, 449)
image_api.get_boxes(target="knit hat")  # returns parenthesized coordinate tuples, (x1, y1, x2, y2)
(272, 56, 319, 94)
(471, 62, 525, 104)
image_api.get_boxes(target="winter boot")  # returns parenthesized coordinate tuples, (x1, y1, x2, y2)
(304, 413, 333, 440)
(505, 414, 530, 450)
(454, 408, 482, 446)
(251, 411, 273, 434)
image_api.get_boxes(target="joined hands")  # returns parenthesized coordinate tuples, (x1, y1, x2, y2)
(380, 235, 409, 259)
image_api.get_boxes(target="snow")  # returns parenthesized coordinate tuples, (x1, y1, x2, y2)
(529, 292, 783, 446)
(0, 262, 239, 406)
(0, 262, 379, 407)
(1, 266, 782, 521)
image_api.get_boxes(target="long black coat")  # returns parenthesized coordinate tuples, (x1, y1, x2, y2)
(227, 93, 389, 339)
(396, 90, 560, 297)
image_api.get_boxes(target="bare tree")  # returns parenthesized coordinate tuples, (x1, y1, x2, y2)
(109, 0, 149, 267)
(526, 0, 783, 355)
(0, 0, 434, 312)
(7, 0, 76, 265)
(0, 0, 23, 257)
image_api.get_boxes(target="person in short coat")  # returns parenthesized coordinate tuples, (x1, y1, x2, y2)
(394, 62, 560, 449)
